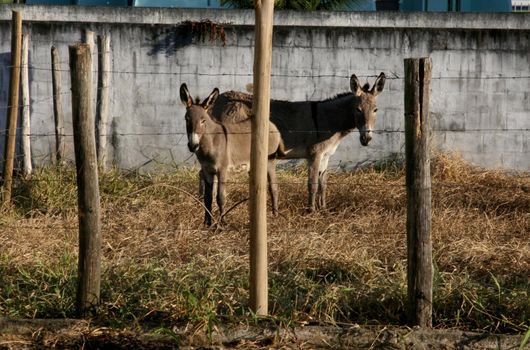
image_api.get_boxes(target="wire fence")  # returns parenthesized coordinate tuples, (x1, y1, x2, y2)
(3, 62, 530, 79)
(1, 23, 528, 333)
(1, 224, 526, 239)
(1, 49, 528, 220)
(1, 64, 527, 184)
(0, 65, 528, 124)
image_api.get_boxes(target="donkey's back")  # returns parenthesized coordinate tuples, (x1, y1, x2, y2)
(223, 115, 285, 168)
(212, 91, 285, 159)
(212, 91, 313, 158)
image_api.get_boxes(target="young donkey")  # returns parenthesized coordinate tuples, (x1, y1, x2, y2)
(211, 73, 386, 212)
(180, 84, 285, 226)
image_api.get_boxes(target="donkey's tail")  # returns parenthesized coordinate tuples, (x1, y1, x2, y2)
(274, 138, 287, 158)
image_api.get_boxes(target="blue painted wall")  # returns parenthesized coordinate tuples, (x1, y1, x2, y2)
(22, 0, 513, 11)
(133, 0, 374, 9)
(25, 0, 223, 6)
(25, 0, 374, 9)
(80, 0, 128, 5)
(401, 0, 512, 12)
(26, 0, 73, 4)
(133, 0, 222, 7)
(26, 0, 128, 5)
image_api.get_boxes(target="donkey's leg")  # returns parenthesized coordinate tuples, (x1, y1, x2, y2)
(307, 156, 321, 212)
(267, 159, 279, 216)
(203, 171, 215, 226)
(317, 154, 331, 210)
(216, 170, 227, 224)
(198, 169, 205, 199)
(318, 170, 329, 210)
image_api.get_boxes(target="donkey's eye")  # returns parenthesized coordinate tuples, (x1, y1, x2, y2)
(374, 108, 378, 113)
(356, 107, 362, 113)
(200, 119, 206, 124)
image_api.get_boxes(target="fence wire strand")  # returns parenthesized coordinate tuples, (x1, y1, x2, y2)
(2, 63, 530, 80)
(0, 48, 528, 236)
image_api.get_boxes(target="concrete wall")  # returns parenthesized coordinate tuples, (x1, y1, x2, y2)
(0, 5, 529, 172)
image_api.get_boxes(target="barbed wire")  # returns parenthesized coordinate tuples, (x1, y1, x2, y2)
(4, 166, 528, 190)
(2, 63, 530, 80)
(6, 181, 526, 191)
(0, 128, 528, 137)
(0, 61, 527, 196)
(0, 220, 527, 237)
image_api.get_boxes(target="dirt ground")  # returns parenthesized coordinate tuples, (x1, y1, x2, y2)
(0, 318, 527, 349)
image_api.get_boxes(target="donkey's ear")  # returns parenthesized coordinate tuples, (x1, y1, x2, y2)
(201, 88, 220, 110)
(371, 72, 386, 96)
(180, 83, 193, 108)
(350, 74, 362, 96)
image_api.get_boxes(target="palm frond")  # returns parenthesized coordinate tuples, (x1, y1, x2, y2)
(220, 0, 370, 10)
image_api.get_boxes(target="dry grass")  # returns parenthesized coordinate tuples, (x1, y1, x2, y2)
(0, 154, 528, 334)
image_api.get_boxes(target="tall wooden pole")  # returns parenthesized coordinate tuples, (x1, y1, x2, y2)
(2, 11, 23, 205)
(51, 46, 65, 164)
(21, 33, 32, 177)
(249, 0, 274, 316)
(96, 35, 110, 171)
(404, 57, 433, 328)
(82, 30, 95, 74)
(69, 43, 101, 318)
(83, 29, 95, 114)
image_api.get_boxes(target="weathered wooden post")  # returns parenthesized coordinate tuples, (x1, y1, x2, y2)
(69, 43, 102, 318)
(51, 46, 65, 164)
(96, 34, 110, 171)
(404, 57, 433, 328)
(249, 0, 274, 316)
(82, 29, 95, 74)
(83, 29, 96, 116)
(21, 33, 32, 177)
(2, 11, 23, 205)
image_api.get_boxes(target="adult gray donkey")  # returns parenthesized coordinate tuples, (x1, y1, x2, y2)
(210, 73, 386, 212)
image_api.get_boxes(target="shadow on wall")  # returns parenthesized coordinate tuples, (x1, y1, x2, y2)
(147, 21, 227, 57)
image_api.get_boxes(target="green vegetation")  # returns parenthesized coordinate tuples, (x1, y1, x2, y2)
(221, 0, 361, 10)
(0, 155, 529, 336)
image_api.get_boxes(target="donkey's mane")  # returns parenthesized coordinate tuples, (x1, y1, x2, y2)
(318, 92, 354, 103)
(317, 83, 370, 103)
(221, 90, 359, 105)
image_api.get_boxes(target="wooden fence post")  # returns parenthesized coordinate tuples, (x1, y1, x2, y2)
(83, 29, 95, 113)
(51, 46, 65, 164)
(2, 11, 23, 205)
(21, 33, 32, 177)
(82, 30, 95, 71)
(96, 34, 110, 171)
(69, 43, 101, 318)
(249, 0, 274, 316)
(404, 57, 433, 328)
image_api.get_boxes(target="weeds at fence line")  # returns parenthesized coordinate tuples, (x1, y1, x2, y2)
(0, 154, 528, 334)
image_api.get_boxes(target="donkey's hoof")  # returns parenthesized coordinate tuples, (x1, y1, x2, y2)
(209, 220, 226, 231)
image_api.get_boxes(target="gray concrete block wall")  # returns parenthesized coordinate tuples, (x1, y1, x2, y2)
(0, 6, 528, 172)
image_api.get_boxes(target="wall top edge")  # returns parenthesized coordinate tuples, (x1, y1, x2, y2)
(0, 5, 529, 31)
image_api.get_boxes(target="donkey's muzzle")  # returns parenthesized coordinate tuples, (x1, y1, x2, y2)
(188, 142, 199, 153)
(360, 133, 372, 146)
